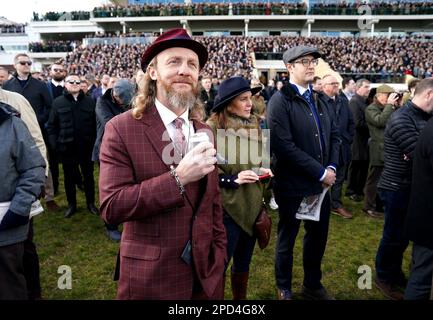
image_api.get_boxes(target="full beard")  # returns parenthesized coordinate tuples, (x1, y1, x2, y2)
(161, 80, 199, 112)
(53, 75, 65, 82)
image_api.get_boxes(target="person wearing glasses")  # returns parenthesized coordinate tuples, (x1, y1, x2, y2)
(3, 53, 53, 300)
(267, 46, 340, 300)
(43, 63, 68, 206)
(321, 74, 355, 219)
(46, 75, 98, 219)
(3, 54, 52, 129)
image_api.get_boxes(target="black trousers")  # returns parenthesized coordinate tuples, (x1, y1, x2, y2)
(0, 242, 27, 300)
(48, 147, 59, 195)
(331, 163, 347, 209)
(63, 160, 95, 206)
(346, 160, 369, 196)
(275, 192, 331, 292)
(23, 219, 41, 300)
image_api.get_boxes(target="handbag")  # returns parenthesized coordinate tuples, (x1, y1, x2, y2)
(254, 206, 272, 250)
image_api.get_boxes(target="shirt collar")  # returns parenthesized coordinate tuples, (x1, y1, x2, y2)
(51, 79, 64, 87)
(155, 98, 189, 127)
(289, 80, 310, 96)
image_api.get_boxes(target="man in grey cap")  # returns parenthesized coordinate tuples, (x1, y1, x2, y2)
(267, 46, 340, 300)
(92, 78, 135, 242)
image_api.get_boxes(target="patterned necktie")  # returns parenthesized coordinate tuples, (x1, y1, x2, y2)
(302, 90, 315, 110)
(173, 118, 187, 157)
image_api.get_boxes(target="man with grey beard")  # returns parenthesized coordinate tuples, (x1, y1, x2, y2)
(98, 28, 226, 300)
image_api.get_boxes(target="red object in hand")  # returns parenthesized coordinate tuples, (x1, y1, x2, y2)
(258, 173, 272, 181)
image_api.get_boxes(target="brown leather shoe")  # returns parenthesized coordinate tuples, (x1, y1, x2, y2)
(45, 200, 60, 212)
(374, 277, 404, 300)
(331, 207, 353, 219)
(362, 209, 383, 219)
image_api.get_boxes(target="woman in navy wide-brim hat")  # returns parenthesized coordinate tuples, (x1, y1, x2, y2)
(206, 76, 272, 300)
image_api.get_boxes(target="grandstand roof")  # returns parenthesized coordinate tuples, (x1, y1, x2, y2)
(0, 17, 19, 26)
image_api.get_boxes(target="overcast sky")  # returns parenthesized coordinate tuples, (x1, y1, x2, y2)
(2, 0, 108, 23)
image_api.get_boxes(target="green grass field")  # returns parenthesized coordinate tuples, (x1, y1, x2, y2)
(34, 167, 411, 300)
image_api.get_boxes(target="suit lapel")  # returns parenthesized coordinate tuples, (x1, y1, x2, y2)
(141, 104, 175, 169)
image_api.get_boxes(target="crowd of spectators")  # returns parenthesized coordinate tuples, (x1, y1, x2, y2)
(29, 41, 80, 53)
(92, 2, 307, 17)
(310, 1, 433, 15)
(48, 35, 431, 82)
(32, 11, 90, 21)
(0, 24, 26, 34)
(31, 1, 433, 20)
(250, 35, 433, 80)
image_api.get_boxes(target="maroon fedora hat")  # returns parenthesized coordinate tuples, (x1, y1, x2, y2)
(140, 28, 208, 71)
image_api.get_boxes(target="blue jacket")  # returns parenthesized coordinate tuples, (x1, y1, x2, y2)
(0, 103, 46, 246)
(267, 83, 340, 198)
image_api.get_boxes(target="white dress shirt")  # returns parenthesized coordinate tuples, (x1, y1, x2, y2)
(155, 99, 195, 152)
(51, 79, 64, 87)
(289, 80, 310, 96)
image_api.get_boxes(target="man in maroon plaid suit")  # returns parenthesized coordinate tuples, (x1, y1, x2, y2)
(99, 28, 227, 300)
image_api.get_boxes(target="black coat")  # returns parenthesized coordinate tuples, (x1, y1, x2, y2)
(92, 89, 128, 162)
(324, 93, 355, 166)
(200, 88, 217, 118)
(378, 101, 432, 192)
(267, 83, 340, 198)
(405, 117, 433, 249)
(46, 91, 96, 163)
(264, 86, 277, 102)
(3, 74, 52, 128)
(349, 94, 370, 161)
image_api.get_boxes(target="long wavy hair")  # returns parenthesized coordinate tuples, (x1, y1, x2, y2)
(132, 60, 205, 120)
(132, 69, 157, 120)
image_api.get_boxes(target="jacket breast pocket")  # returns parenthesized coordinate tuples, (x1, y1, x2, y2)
(121, 242, 160, 261)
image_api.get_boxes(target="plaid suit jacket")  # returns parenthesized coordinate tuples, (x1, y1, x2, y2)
(99, 105, 227, 300)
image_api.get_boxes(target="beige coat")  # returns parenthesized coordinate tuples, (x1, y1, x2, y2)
(0, 87, 49, 175)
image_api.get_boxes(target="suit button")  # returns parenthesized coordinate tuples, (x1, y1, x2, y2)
(315, 134, 318, 137)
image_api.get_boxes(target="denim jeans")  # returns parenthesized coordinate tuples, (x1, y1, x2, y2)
(405, 244, 433, 300)
(375, 188, 410, 283)
(223, 213, 256, 274)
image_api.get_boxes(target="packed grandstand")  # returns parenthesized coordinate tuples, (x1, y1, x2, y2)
(1, 0, 433, 84)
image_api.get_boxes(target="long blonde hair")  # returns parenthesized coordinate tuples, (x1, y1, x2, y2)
(132, 61, 205, 120)
(132, 71, 157, 120)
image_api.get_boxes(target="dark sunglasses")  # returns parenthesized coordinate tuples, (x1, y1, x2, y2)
(67, 80, 81, 85)
(18, 61, 32, 66)
(53, 68, 63, 72)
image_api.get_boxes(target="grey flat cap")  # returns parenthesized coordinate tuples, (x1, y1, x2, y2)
(283, 46, 321, 64)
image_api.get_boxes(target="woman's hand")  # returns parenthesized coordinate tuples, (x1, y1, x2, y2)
(258, 167, 274, 177)
(235, 170, 259, 185)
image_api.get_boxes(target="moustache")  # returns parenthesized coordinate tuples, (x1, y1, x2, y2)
(171, 78, 195, 85)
